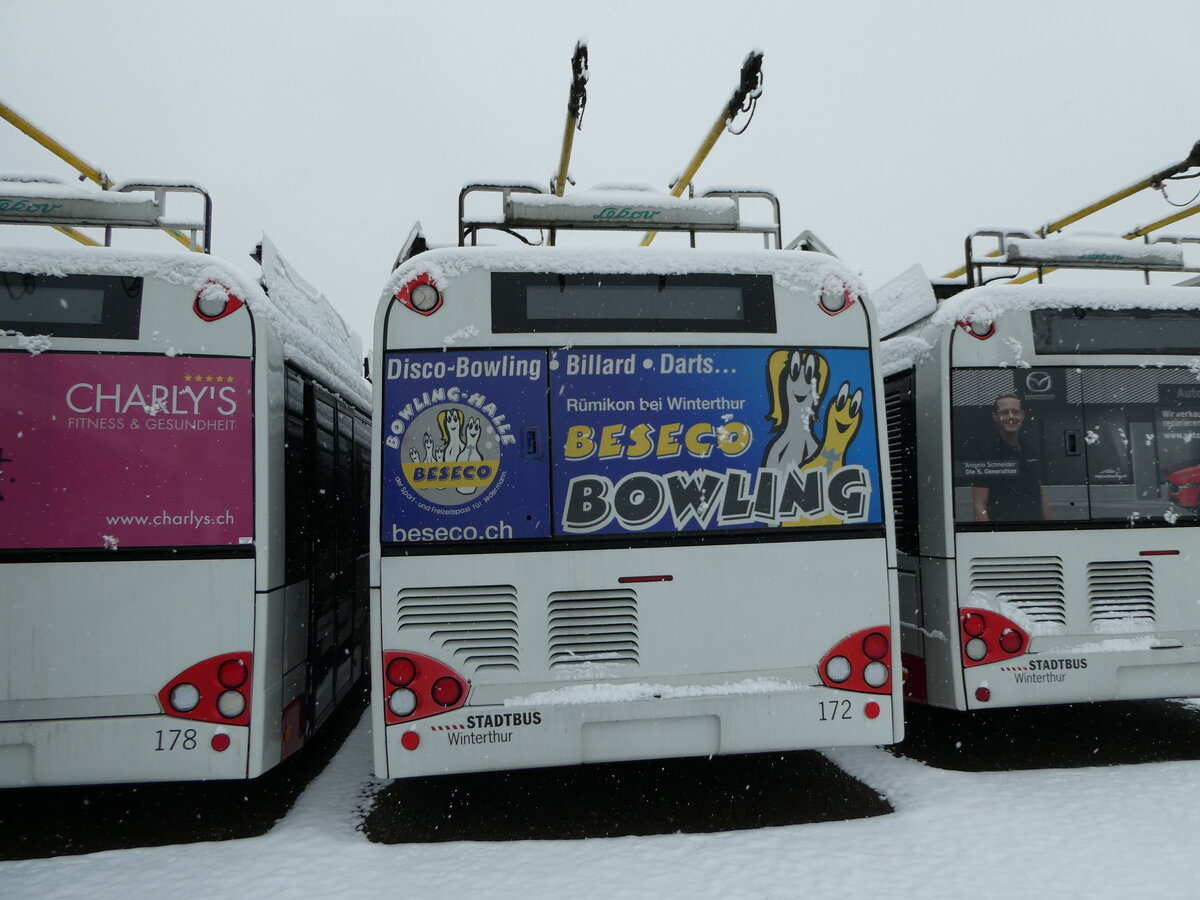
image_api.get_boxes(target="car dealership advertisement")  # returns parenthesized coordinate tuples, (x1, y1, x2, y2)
(381, 347, 881, 544)
(0, 352, 253, 550)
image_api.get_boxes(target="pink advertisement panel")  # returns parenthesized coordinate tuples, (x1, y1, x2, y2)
(0, 352, 253, 550)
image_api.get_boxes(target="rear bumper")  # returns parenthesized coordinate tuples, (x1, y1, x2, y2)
(962, 642, 1200, 710)
(0, 715, 250, 788)
(378, 674, 899, 779)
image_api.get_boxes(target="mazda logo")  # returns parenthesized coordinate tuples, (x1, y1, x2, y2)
(1026, 371, 1052, 393)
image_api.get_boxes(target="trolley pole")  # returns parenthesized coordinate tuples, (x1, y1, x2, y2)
(641, 50, 764, 247)
(944, 137, 1200, 280)
(548, 40, 589, 246)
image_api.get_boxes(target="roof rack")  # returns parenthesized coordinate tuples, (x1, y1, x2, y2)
(0, 175, 212, 252)
(961, 228, 1200, 287)
(456, 182, 783, 249)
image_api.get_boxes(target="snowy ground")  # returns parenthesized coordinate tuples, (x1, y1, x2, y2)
(5, 707, 1200, 900)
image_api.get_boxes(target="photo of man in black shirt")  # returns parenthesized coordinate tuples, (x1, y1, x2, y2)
(971, 393, 1051, 522)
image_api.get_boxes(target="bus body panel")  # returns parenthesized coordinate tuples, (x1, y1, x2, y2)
(376, 540, 895, 777)
(953, 529, 1200, 709)
(0, 558, 255, 786)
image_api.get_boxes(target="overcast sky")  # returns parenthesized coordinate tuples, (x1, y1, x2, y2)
(4, 0, 1200, 344)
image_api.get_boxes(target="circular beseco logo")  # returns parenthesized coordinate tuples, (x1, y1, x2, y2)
(398, 404, 501, 506)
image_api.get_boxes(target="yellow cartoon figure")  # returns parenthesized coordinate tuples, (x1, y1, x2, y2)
(785, 381, 864, 527)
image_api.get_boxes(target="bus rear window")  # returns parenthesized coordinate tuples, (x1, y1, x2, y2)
(491, 273, 776, 333)
(0, 272, 142, 339)
(1031, 308, 1200, 355)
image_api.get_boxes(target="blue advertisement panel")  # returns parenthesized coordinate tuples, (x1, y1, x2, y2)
(381, 350, 552, 543)
(551, 347, 882, 536)
(380, 346, 881, 544)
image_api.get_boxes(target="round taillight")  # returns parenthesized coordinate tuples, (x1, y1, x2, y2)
(818, 281, 854, 315)
(431, 676, 464, 707)
(386, 656, 417, 687)
(965, 638, 988, 661)
(825, 655, 852, 684)
(999, 628, 1024, 654)
(410, 283, 440, 312)
(388, 688, 418, 717)
(960, 318, 995, 340)
(864, 701, 881, 719)
(196, 286, 228, 318)
(862, 632, 889, 661)
(401, 731, 421, 751)
(962, 613, 987, 637)
(169, 683, 201, 713)
(975, 686, 992, 702)
(211, 732, 232, 752)
(218, 659, 248, 689)
(863, 661, 889, 688)
(217, 690, 246, 719)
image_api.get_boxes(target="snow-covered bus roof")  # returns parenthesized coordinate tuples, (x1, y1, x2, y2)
(880, 282, 1200, 376)
(930, 283, 1200, 330)
(380, 245, 867, 315)
(0, 241, 369, 409)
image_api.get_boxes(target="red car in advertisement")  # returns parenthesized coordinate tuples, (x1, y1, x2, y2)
(1167, 464, 1200, 508)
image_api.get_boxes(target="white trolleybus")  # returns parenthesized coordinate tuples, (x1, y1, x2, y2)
(882, 231, 1200, 710)
(370, 184, 902, 778)
(0, 177, 371, 786)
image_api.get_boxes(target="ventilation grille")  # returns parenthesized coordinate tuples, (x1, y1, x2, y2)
(884, 395, 909, 523)
(548, 589, 639, 669)
(1088, 560, 1155, 633)
(396, 584, 519, 673)
(969, 557, 1066, 627)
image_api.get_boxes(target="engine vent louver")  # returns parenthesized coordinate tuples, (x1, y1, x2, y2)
(396, 585, 519, 673)
(548, 589, 639, 669)
(968, 557, 1067, 629)
(1088, 560, 1155, 633)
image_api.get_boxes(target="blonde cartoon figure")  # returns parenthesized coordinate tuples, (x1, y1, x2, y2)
(763, 349, 829, 473)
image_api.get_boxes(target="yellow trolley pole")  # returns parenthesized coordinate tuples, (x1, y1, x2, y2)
(548, 41, 588, 246)
(641, 50, 763, 246)
(944, 138, 1200, 280)
(1, 99, 200, 251)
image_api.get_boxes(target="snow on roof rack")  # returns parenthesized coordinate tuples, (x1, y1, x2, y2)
(0, 176, 212, 252)
(455, 182, 783, 249)
(961, 228, 1200, 287)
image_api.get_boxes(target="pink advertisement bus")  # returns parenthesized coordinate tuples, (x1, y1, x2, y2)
(0, 210, 371, 789)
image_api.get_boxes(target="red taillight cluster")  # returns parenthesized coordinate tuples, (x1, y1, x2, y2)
(382, 651, 469, 724)
(158, 652, 252, 726)
(819, 627, 892, 694)
(193, 281, 245, 322)
(959, 608, 1029, 667)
